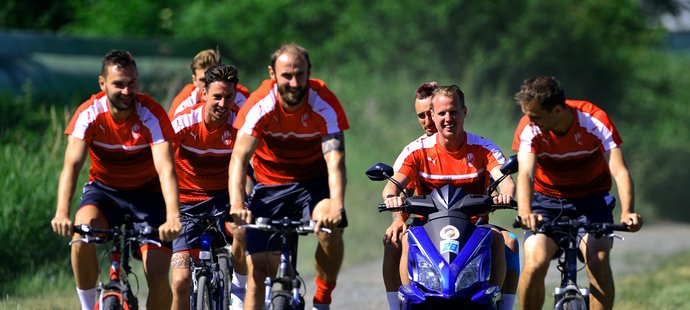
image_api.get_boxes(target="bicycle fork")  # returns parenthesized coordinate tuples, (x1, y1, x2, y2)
(264, 234, 302, 307)
(554, 236, 590, 308)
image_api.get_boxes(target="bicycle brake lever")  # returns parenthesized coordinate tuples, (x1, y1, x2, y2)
(608, 233, 624, 241)
(140, 239, 162, 247)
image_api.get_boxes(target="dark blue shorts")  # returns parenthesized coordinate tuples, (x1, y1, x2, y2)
(246, 177, 348, 254)
(173, 192, 232, 253)
(523, 192, 615, 244)
(78, 181, 170, 249)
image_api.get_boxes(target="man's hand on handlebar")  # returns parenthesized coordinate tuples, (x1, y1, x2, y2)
(518, 213, 543, 232)
(621, 212, 643, 232)
(492, 193, 513, 205)
(384, 195, 405, 208)
(230, 204, 252, 227)
(51, 214, 73, 237)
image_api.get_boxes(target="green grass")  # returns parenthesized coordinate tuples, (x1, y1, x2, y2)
(614, 251, 690, 310)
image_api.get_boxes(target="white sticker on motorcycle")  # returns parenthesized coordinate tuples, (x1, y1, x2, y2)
(440, 239, 460, 254)
(440, 225, 460, 240)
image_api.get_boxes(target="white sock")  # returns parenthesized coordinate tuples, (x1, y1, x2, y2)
(230, 271, 247, 310)
(76, 287, 96, 310)
(499, 294, 516, 310)
(386, 291, 401, 310)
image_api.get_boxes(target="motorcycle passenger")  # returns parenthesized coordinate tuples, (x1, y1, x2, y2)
(382, 85, 515, 302)
(513, 76, 642, 310)
(382, 82, 520, 310)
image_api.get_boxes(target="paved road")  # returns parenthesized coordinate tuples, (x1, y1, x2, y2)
(300, 223, 690, 309)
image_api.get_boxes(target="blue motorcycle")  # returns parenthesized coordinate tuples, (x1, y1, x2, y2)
(366, 155, 518, 309)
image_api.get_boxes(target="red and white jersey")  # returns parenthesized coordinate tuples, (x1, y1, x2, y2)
(234, 79, 349, 185)
(393, 133, 431, 195)
(396, 132, 506, 196)
(169, 83, 251, 119)
(512, 100, 622, 199)
(171, 102, 238, 204)
(65, 91, 174, 191)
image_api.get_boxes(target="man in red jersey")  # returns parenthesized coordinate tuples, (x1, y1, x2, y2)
(169, 64, 248, 310)
(382, 85, 515, 299)
(228, 43, 348, 310)
(50, 50, 181, 310)
(168, 48, 251, 119)
(513, 76, 642, 310)
(381, 82, 522, 310)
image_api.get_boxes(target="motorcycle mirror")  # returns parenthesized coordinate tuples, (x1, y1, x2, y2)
(499, 155, 518, 175)
(365, 163, 395, 181)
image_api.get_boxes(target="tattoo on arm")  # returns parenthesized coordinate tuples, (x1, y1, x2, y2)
(322, 132, 345, 154)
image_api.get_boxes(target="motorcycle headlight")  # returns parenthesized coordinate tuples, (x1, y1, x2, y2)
(415, 253, 442, 292)
(454, 253, 489, 292)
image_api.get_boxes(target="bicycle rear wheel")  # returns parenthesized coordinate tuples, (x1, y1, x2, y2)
(217, 252, 233, 309)
(196, 275, 213, 310)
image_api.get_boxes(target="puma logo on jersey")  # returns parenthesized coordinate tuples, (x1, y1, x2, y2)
(427, 157, 437, 165)
(301, 113, 309, 127)
(99, 124, 106, 133)
(574, 132, 583, 145)
(190, 132, 198, 141)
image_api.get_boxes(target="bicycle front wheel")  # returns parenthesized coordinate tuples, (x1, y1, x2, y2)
(100, 295, 121, 310)
(556, 293, 588, 310)
(196, 275, 213, 310)
(217, 253, 233, 310)
(270, 291, 293, 310)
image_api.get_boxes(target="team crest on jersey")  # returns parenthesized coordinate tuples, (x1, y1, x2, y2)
(301, 113, 309, 127)
(466, 153, 475, 167)
(131, 124, 141, 139)
(222, 130, 233, 145)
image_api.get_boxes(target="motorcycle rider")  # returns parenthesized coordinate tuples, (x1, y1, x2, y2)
(383, 84, 515, 305)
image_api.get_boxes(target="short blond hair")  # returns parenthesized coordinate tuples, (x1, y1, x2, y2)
(190, 48, 221, 73)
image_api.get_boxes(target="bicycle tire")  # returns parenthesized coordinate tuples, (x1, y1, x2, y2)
(270, 291, 292, 310)
(101, 295, 121, 310)
(217, 253, 233, 310)
(196, 275, 213, 310)
(555, 293, 587, 310)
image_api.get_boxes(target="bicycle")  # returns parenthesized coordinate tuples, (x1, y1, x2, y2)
(181, 210, 234, 310)
(242, 217, 330, 310)
(71, 215, 160, 310)
(515, 217, 627, 310)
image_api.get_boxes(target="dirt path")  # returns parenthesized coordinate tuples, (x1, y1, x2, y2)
(300, 223, 690, 309)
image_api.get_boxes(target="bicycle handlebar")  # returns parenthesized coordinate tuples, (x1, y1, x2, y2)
(240, 217, 332, 234)
(512, 216, 629, 234)
(378, 199, 518, 213)
(71, 224, 161, 246)
(180, 210, 231, 222)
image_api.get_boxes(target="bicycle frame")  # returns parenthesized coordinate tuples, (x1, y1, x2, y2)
(263, 229, 303, 307)
(243, 217, 327, 310)
(183, 211, 232, 310)
(96, 229, 138, 310)
(72, 217, 159, 310)
(552, 223, 590, 309)
(529, 217, 627, 310)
